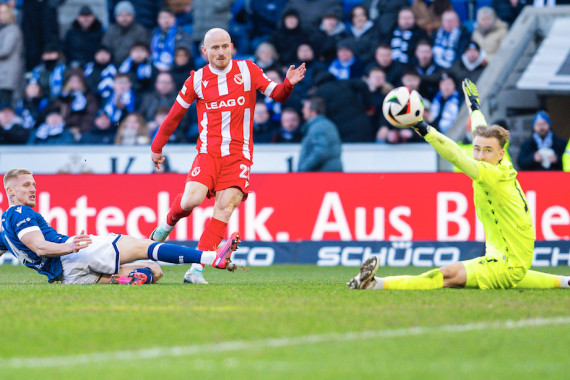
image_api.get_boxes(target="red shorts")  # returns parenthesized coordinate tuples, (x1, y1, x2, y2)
(186, 153, 252, 200)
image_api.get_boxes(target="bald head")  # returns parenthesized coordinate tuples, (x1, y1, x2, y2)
(203, 28, 231, 47)
(202, 28, 233, 70)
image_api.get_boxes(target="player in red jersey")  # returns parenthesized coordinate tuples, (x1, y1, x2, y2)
(150, 28, 306, 284)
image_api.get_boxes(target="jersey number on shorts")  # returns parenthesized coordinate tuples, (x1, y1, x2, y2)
(240, 164, 250, 188)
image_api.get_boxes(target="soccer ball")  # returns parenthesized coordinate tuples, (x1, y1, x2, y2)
(382, 87, 424, 128)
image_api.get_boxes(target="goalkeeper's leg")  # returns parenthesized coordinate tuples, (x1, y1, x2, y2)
(516, 270, 570, 289)
(349, 258, 465, 290)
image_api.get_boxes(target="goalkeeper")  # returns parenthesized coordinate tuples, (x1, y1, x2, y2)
(349, 78, 570, 290)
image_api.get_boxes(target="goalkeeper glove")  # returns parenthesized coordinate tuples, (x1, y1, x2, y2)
(462, 78, 480, 112)
(412, 119, 431, 137)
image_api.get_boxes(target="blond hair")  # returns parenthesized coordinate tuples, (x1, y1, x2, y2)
(3, 169, 33, 189)
(472, 125, 510, 148)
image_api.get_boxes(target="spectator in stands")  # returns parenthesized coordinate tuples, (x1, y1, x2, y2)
(170, 46, 195, 90)
(448, 41, 488, 87)
(298, 96, 343, 172)
(79, 109, 117, 145)
(518, 110, 567, 171)
(272, 107, 303, 143)
(30, 45, 68, 101)
(389, 8, 428, 65)
(103, 73, 135, 125)
(364, 66, 393, 130)
(0, 2, 23, 105)
(411, 39, 442, 101)
(191, 0, 233, 53)
(84, 46, 117, 101)
(282, 0, 343, 32)
(328, 39, 365, 80)
(344, 5, 379, 65)
(491, 0, 528, 26)
(0, 103, 29, 144)
(368, 44, 405, 86)
(246, 0, 288, 50)
(108, 0, 162, 30)
(360, 0, 409, 39)
(253, 42, 281, 72)
(401, 67, 422, 92)
(472, 6, 509, 61)
(16, 79, 49, 131)
(411, 0, 454, 38)
(63, 6, 104, 67)
(56, 69, 100, 140)
(21, 0, 60, 71)
(146, 106, 170, 142)
(270, 10, 309, 66)
(102, 1, 150, 67)
(115, 112, 150, 145)
(252, 101, 279, 143)
(291, 43, 326, 104)
(118, 42, 157, 99)
(311, 12, 348, 65)
(28, 105, 75, 145)
(429, 73, 460, 134)
(312, 71, 374, 142)
(138, 71, 177, 124)
(150, 7, 193, 71)
(432, 10, 471, 69)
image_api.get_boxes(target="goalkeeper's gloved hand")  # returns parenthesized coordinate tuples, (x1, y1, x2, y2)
(412, 118, 431, 137)
(462, 78, 480, 112)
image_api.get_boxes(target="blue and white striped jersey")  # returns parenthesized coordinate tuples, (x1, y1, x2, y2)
(1, 205, 69, 282)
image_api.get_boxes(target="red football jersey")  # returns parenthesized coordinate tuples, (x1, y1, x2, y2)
(152, 60, 294, 161)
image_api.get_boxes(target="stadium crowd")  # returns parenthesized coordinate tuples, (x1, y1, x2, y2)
(0, 0, 567, 169)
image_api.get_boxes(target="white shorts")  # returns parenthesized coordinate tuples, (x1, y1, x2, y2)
(60, 234, 122, 284)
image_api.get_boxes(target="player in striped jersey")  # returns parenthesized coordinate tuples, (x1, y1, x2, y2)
(149, 28, 306, 284)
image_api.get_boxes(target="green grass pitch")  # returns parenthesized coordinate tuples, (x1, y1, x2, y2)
(1, 264, 569, 379)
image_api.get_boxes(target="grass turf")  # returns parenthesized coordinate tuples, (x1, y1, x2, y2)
(0, 264, 569, 379)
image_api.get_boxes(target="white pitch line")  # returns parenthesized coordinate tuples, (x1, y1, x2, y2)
(2, 316, 569, 369)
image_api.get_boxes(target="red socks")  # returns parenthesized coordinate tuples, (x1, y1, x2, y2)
(166, 193, 192, 227)
(198, 218, 228, 251)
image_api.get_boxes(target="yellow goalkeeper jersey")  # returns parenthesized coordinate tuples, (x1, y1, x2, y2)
(425, 128, 535, 269)
(473, 158, 535, 269)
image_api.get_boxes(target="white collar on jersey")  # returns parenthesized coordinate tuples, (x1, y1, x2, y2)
(208, 60, 233, 76)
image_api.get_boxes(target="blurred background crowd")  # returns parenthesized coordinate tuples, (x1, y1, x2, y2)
(0, 0, 567, 170)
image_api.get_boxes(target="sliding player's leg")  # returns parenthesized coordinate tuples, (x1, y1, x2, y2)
(515, 270, 570, 289)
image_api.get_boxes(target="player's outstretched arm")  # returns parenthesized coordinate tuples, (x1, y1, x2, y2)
(412, 119, 479, 180)
(462, 78, 488, 128)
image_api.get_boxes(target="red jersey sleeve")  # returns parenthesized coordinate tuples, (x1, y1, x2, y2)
(150, 72, 198, 153)
(247, 61, 294, 103)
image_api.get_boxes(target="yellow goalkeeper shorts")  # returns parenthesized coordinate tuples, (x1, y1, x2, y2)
(463, 256, 527, 290)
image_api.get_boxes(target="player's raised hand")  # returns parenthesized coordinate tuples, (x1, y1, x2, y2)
(462, 78, 480, 113)
(285, 63, 306, 85)
(151, 151, 165, 170)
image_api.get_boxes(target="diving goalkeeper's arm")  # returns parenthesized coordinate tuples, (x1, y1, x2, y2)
(411, 78, 490, 180)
